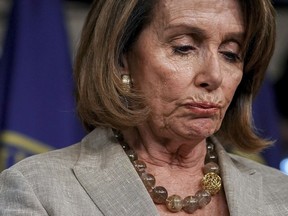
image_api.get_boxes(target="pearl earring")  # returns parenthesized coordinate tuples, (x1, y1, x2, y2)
(121, 74, 131, 92)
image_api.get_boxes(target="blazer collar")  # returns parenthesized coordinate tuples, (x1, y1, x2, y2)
(213, 137, 264, 216)
(73, 128, 159, 216)
(73, 129, 264, 216)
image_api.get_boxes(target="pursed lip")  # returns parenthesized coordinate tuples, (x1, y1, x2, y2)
(183, 102, 221, 115)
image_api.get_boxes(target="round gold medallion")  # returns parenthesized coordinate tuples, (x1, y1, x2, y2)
(201, 172, 222, 195)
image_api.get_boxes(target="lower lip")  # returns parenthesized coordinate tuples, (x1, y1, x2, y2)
(184, 105, 219, 115)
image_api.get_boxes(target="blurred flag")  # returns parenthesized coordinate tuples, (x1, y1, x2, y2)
(230, 77, 283, 169)
(253, 77, 283, 169)
(0, 0, 85, 170)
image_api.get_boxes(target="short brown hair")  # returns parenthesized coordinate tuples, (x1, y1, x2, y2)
(217, 0, 276, 152)
(74, 0, 276, 152)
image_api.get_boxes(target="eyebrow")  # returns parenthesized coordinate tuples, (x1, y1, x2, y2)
(164, 24, 244, 45)
(164, 24, 208, 41)
(222, 33, 244, 47)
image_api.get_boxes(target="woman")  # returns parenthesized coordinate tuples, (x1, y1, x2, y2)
(1, 0, 287, 215)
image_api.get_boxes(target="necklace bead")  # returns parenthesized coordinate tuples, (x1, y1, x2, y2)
(203, 162, 220, 174)
(114, 132, 222, 214)
(151, 186, 168, 204)
(202, 173, 222, 195)
(206, 141, 215, 153)
(126, 149, 138, 162)
(195, 190, 212, 208)
(141, 172, 156, 191)
(205, 151, 218, 164)
(166, 195, 183, 212)
(182, 196, 199, 214)
(133, 160, 147, 173)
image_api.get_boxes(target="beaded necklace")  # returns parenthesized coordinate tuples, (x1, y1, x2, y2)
(114, 131, 222, 214)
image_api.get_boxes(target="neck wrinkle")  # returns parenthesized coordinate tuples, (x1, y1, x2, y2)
(122, 126, 207, 171)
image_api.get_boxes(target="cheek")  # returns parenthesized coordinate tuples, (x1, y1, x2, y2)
(222, 73, 242, 109)
(133, 60, 185, 100)
(224, 65, 243, 91)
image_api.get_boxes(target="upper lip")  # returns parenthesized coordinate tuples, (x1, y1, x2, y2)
(184, 102, 221, 109)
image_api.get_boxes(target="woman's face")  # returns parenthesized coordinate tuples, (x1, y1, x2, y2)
(124, 0, 244, 140)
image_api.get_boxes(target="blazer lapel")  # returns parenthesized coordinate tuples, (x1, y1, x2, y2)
(215, 140, 264, 216)
(73, 128, 159, 216)
(73, 130, 265, 215)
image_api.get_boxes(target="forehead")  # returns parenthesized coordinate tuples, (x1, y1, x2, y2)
(152, 0, 244, 32)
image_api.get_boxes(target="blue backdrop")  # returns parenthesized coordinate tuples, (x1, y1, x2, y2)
(0, 0, 85, 170)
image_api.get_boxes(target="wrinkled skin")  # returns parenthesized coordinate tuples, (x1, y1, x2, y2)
(122, 1, 243, 214)
(123, 0, 244, 147)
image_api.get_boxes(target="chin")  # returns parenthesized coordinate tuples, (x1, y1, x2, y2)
(170, 125, 217, 141)
(188, 130, 215, 139)
(163, 118, 220, 140)
(179, 122, 219, 139)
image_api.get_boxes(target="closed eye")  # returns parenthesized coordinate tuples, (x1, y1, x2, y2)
(172, 45, 195, 56)
(219, 51, 241, 63)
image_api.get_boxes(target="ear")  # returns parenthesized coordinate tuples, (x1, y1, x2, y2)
(119, 53, 130, 75)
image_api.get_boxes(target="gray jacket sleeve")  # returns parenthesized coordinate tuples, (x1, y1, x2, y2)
(0, 168, 48, 216)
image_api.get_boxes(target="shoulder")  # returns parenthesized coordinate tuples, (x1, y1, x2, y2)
(230, 153, 287, 179)
(1, 127, 118, 189)
(230, 153, 288, 198)
(214, 137, 288, 183)
(2, 127, 115, 180)
(0, 131, 109, 215)
(0, 143, 82, 215)
(214, 139, 288, 214)
(224, 153, 288, 214)
(0, 142, 83, 196)
(8, 142, 81, 175)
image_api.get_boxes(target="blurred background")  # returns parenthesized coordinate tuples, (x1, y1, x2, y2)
(0, 0, 288, 173)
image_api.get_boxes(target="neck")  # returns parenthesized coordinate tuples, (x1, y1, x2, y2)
(122, 126, 207, 171)
(115, 128, 222, 214)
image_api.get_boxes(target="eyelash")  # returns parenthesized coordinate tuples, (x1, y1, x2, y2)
(172, 46, 242, 63)
(173, 45, 241, 63)
(220, 51, 241, 63)
(172, 45, 195, 56)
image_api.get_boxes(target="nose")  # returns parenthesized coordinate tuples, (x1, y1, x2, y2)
(194, 51, 223, 91)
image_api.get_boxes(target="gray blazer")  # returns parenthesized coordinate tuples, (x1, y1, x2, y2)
(1, 128, 288, 215)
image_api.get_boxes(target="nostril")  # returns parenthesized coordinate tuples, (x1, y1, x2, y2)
(200, 83, 209, 88)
